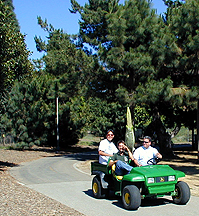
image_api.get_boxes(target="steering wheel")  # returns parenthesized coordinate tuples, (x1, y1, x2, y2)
(147, 157, 161, 165)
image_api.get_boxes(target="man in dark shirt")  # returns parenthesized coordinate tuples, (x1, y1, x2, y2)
(108, 140, 139, 176)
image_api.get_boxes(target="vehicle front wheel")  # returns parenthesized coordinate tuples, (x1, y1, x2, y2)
(172, 181, 190, 205)
(122, 185, 141, 210)
(92, 176, 104, 199)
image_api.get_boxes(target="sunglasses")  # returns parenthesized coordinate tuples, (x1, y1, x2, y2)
(107, 134, 114, 136)
(143, 141, 149, 143)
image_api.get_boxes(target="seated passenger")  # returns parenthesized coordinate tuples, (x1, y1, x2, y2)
(133, 136, 162, 166)
(108, 140, 139, 176)
(98, 129, 118, 165)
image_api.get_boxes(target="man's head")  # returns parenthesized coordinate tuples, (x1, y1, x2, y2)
(106, 129, 114, 141)
(143, 136, 152, 149)
(117, 140, 126, 152)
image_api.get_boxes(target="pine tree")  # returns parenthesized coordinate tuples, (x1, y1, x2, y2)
(1, 0, 20, 30)
(0, 1, 32, 96)
(0, 71, 82, 149)
(35, 17, 99, 99)
(71, 0, 199, 155)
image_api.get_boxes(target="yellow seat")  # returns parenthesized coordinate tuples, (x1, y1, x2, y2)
(112, 164, 123, 180)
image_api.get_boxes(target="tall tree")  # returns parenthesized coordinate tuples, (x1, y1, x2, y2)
(35, 16, 128, 141)
(35, 17, 100, 98)
(164, 0, 199, 149)
(0, 0, 32, 97)
(0, 73, 55, 149)
(1, 0, 20, 30)
(0, 70, 82, 149)
(71, 0, 199, 155)
(34, 18, 110, 145)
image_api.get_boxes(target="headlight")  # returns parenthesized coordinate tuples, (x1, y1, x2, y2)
(168, 175, 175, 181)
(148, 177, 155, 184)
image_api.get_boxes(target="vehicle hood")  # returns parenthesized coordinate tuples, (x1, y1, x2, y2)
(122, 165, 185, 182)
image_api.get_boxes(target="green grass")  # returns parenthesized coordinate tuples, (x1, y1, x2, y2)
(79, 128, 195, 146)
(78, 133, 101, 146)
(171, 127, 195, 144)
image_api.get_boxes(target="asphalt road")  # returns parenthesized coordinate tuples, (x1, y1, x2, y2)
(10, 153, 199, 216)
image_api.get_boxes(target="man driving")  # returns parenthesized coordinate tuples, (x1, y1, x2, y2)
(133, 136, 162, 166)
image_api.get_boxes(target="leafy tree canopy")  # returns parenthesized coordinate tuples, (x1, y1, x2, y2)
(0, 0, 32, 97)
(70, 0, 199, 154)
(2, 0, 199, 153)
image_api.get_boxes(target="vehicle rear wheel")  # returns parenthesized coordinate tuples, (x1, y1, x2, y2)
(122, 185, 141, 210)
(172, 181, 190, 205)
(92, 176, 104, 199)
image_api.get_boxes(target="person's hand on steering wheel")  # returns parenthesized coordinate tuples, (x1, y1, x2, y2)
(147, 157, 161, 165)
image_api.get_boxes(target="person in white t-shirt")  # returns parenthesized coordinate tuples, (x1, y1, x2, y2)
(133, 136, 162, 166)
(98, 129, 118, 165)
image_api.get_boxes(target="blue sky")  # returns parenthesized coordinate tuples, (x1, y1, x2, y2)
(13, 0, 167, 60)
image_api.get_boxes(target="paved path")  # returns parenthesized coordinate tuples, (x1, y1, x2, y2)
(10, 153, 199, 216)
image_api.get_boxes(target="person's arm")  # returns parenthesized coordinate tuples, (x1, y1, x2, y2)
(133, 149, 142, 167)
(156, 152, 162, 159)
(124, 145, 133, 160)
(108, 154, 117, 167)
(125, 146, 141, 167)
(99, 150, 113, 157)
(108, 159, 118, 167)
(134, 158, 141, 167)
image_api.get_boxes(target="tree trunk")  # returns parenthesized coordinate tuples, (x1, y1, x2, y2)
(170, 124, 181, 139)
(145, 110, 174, 157)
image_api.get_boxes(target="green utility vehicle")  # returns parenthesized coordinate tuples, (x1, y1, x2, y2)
(91, 158, 190, 210)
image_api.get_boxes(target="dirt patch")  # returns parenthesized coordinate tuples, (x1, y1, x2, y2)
(159, 150, 199, 197)
(0, 147, 85, 216)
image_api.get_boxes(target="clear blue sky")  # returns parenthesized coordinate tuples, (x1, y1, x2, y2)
(13, 0, 166, 60)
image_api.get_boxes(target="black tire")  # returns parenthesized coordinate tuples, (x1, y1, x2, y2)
(92, 176, 103, 199)
(122, 185, 141, 210)
(172, 181, 190, 205)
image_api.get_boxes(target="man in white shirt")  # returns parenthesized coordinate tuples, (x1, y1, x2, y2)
(98, 129, 118, 165)
(133, 136, 162, 166)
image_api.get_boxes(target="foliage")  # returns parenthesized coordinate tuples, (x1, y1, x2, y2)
(70, 96, 126, 140)
(0, 72, 80, 149)
(134, 105, 151, 129)
(34, 17, 128, 142)
(0, 74, 54, 149)
(0, 0, 32, 96)
(70, 0, 199, 154)
(1, 0, 20, 30)
(164, 0, 199, 127)
(2, 0, 199, 152)
(35, 17, 101, 98)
